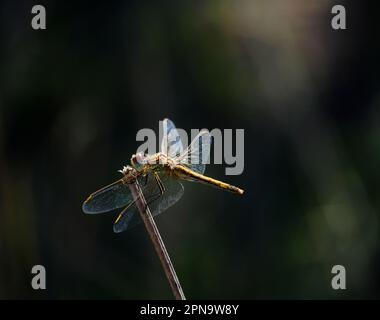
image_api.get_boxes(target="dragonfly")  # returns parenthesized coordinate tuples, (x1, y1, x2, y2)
(82, 118, 244, 233)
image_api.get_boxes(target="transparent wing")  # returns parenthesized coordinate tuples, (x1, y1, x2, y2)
(146, 171, 184, 218)
(160, 118, 184, 159)
(177, 129, 211, 174)
(113, 170, 184, 233)
(113, 201, 140, 233)
(82, 174, 147, 214)
(112, 199, 138, 233)
(82, 179, 133, 214)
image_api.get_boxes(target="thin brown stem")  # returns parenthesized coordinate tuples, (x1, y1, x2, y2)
(128, 177, 186, 300)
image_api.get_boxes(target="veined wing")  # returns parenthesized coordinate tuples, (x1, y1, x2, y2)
(83, 175, 145, 214)
(146, 171, 184, 219)
(177, 129, 211, 175)
(113, 170, 184, 233)
(161, 118, 184, 159)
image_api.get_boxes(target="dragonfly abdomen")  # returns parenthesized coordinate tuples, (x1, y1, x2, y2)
(174, 165, 244, 195)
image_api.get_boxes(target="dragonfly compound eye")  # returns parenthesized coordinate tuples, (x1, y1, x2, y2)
(131, 152, 146, 167)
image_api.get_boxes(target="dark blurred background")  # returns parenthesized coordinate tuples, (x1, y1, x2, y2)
(0, 0, 379, 299)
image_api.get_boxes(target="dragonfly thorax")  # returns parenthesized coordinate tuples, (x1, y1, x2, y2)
(160, 154, 177, 169)
(131, 152, 177, 169)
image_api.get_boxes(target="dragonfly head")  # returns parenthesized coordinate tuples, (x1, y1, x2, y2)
(119, 165, 135, 176)
(131, 152, 147, 168)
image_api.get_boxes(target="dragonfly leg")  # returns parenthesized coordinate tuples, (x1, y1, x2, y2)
(114, 172, 166, 228)
(141, 173, 149, 187)
(140, 172, 165, 207)
(140, 172, 166, 211)
(138, 171, 166, 212)
(153, 171, 166, 195)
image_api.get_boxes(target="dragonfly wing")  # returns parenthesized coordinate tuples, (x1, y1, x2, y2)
(161, 118, 184, 159)
(147, 171, 184, 217)
(83, 174, 146, 214)
(113, 170, 184, 232)
(82, 179, 134, 214)
(113, 202, 139, 233)
(178, 129, 211, 174)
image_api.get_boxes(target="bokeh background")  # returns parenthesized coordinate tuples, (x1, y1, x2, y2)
(0, 0, 379, 299)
